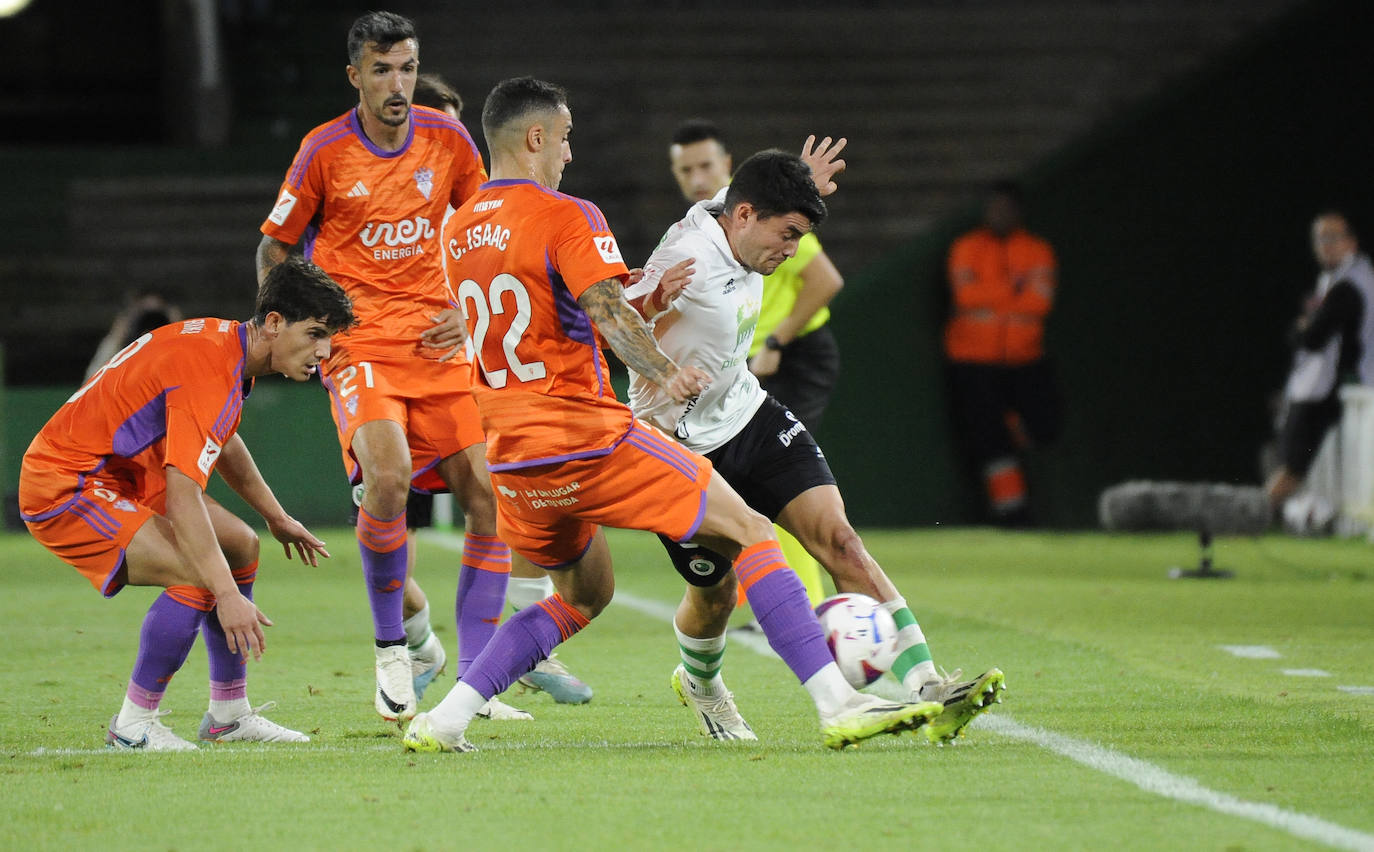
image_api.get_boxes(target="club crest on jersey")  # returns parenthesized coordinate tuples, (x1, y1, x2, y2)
(414, 167, 434, 200)
(593, 235, 623, 264)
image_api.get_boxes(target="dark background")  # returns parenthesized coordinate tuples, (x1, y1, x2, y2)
(2, 0, 1371, 527)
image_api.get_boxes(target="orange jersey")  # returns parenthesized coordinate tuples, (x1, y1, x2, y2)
(261, 106, 487, 358)
(944, 226, 1057, 365)
(21, 319, 253, 517)
(442, 179, 631, 470)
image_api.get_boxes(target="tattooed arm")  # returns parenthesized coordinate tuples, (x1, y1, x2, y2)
(256, 235, 293, 285)
(578, 277, 708, 403)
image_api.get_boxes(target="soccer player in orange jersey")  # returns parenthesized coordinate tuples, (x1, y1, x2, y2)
(20, 257, 353, 750)
(403, 77, 940, 752)
(257, 12, 556, 724)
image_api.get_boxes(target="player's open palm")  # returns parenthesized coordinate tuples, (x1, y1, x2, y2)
(217, 592, 272, 662)
(800, 135, 847, 197)
(266, 514, 330, 566)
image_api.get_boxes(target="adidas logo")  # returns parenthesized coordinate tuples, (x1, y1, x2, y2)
(347, 180, 370, 197)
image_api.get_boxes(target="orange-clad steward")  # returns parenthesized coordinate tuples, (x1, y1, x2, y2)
(944, 224, 1056, 365)
(943, 181, 1062, 524)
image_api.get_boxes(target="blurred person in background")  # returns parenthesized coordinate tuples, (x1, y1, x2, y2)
(85, 290, 184, 381)
(944, 180, 1061, 526)
(1265, 212, 1374, 519)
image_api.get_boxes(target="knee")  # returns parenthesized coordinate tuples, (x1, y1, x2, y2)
(816, 521, 864, 567)
(221, 520, 260, 570)
(566, 587, 613, 621)
(736, 509, 776, 548)
(361, 466, 410, 517)
(458, 487, 498, 534)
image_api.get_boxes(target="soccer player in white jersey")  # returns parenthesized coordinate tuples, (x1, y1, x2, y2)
(626, 144, 1006, 744)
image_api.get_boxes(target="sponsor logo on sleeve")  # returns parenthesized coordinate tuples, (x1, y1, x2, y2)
(268, 189, 298, 225)
(197, 437, 222, 475)
(594, 235, 623, 264)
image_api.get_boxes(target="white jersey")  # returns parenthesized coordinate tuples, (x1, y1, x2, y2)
(625, 199, 767, 453)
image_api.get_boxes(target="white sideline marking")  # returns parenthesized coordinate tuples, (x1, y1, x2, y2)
(614, 587, 1374, 852)
(1282, 669, 1332, 678)
(973, 715, 1374, 852)
(1218, 645, 1282, 659)
(1337, 686, 1374, 696)
(420, 534, 1374, 850)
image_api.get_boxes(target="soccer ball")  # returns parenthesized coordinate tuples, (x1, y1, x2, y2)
(814, 593, 901, 688)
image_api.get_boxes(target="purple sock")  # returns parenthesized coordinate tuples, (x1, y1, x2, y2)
(128, 591, 208, 702)
(357, 507, 407, 643)
(461, 595, 588, 699)
(455, 533, 512, 678)
(736, 542, 835, 684)
(202, 562, 256, 696)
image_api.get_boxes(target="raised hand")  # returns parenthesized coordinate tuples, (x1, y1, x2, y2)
(800, 135, 848, 197)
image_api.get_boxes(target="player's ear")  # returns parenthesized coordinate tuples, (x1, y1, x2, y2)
(526, 123, 544, 153)
(264, 311, 285, 336)
(346, 64, 361, 92)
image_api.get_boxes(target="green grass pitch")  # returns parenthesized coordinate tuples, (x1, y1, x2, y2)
(2, 526, 1371, 851)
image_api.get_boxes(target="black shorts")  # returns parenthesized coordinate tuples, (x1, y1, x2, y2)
(657, 395, 836, 587)
(1279, 394, 1343, 477)
(347, 488, 435, 530)
(758, 324, 840, 429)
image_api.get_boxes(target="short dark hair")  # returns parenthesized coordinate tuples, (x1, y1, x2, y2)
(482, 76, 567, 141)
(723, 150, 827, 227)
(414, 73, 463, 117)
(989, 179, 1024, 207)
(672, 119, 727, 150)
(347, 11, 417, 68)
(255, 256, 356, 331)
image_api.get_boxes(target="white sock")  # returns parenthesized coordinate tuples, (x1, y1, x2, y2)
(880, 595, 939, 693)
(803, 662, 855, 718)
(115, 697, 156, 731)
(506, 575, 555, 612)
(428, 681, 487, 736)
(403, 603, 433, 649)
(673, 621, 727, 697)
(208, 697, 252, 722)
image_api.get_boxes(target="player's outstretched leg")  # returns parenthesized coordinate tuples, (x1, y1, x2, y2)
(918, 668, 1007, 744)
(508, 570, 594, 704)
(404, 593, 592, 753)
(730, 540, 938, 749)
(107, 587, 210, 752)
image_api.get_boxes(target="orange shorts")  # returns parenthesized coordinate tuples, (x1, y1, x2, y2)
(490, 420, 712, 568)
(19, 456, 159, 598)
(321, 350, 485, 492)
